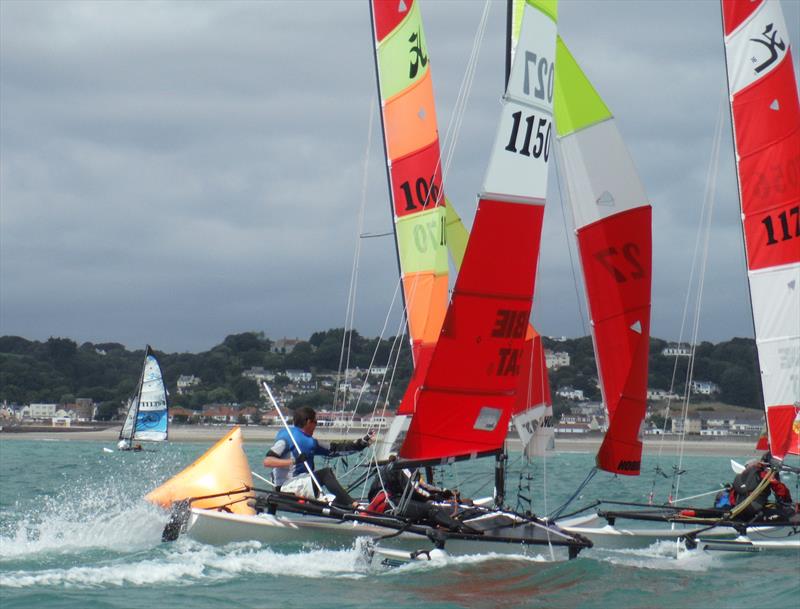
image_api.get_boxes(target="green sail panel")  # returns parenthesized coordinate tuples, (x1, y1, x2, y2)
(376, 0, 429, 101)
(554, 37, 611, 137)
(395, 206, 449, 275)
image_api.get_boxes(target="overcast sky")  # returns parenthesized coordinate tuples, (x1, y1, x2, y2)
(1, 0, 798, 353)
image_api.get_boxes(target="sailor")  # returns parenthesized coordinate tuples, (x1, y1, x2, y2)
(730, 453, 794, 518)
(263, 406, 372, 509)
(367, 460, 474, 533)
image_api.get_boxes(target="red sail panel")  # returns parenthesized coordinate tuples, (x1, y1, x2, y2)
(373, 0, 416, 42)
(577, 206, 652, 475)
(767, 405, 800, 457)
(722, 0, 761, 35)
(734, 53, 800, 270)
(390, 140, 445, 219)
(512, 326, 551, 415)
(399, 199, 545, 461)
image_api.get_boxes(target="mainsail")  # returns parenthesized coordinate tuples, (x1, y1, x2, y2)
(370, 0, 449, 417)
(445, 198, 554, 455)
(398, 0, 558, 463)
(553, 39, 652, 475)
(721, 0, 800, 461)
(119, 345, 169, 443)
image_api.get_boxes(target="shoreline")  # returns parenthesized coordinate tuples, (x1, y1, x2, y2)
(0, 425, 762, 457)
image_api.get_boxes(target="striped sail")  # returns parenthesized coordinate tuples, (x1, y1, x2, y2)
(120, 346, 169, 443)
(370, 0, 449, 417)
(399, 0, 558, 463)
(554, 39, 652, 475)
(722, 0, 800, 460)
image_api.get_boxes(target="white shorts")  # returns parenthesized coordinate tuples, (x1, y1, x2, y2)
(281, 474, 316, 499)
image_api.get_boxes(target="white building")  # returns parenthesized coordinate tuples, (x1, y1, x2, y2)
(177, 375, 201, 394)
(647, 388, 679, 401)
(271, 338, 301, 354)
(671, 417, 702, 434)
(29, 403, 57, 419)
(690, 380, 720, 395)
(545, 350, 570, 370)
(368, 366, 389, 377)
(556, 387, 586, 401)
(662, 344, 691, 357)
(242, 367, 275, 382)
(285, 369, 312, 383)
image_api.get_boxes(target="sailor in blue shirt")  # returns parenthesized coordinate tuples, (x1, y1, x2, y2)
(263, 406, 372, 508)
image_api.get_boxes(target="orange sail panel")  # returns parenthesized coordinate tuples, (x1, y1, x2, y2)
(370, 0, 448, 418)
(554, 38, 652, 475)
(399, 0, 558, 462)
(722, 0, 800, 460)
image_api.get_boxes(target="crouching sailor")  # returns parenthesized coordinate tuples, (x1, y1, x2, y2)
(263, 406, 372, 509)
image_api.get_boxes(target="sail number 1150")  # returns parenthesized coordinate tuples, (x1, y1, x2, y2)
(505, 111, 551, 162)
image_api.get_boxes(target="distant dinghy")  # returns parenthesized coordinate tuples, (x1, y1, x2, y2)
(117, 345, 169, 450)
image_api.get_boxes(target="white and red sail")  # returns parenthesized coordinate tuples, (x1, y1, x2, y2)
(399, 0, 558, 463)
(722, 0, 800, 460)
(554, 39, 652, 475)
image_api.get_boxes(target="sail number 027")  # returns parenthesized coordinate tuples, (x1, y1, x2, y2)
(594, 243, 646, 283)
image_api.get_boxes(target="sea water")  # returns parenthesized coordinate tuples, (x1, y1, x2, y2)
(1, 438, 798, 609)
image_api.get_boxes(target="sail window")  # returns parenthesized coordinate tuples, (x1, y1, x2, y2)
(474, 407, 502, 432)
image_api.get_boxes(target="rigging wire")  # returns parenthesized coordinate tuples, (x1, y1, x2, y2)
(334, 95, 377, 414)
(670, 92, 725, 504)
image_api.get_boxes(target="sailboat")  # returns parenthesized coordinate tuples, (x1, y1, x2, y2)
(557, 0, 800, 551)
(117, 345, 169, 450)
(145, 0, 591, 562)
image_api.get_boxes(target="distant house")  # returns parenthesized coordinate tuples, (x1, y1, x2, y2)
(555, 422, 591, 434)
(647, 388, 679, 401)
(177, 375, 201, 394)
(545, 350, 570, 369)
(285, 369, 312, 383)
(690, 380, 720, 395)
(671, 417, 702, 434)
(368, 366, 389, 377)
(271, 338, 301, 354)
(556, 387, 586, 401)
(242, 367, 275, 382)
(662, 344, 691, 357)
(29, 403, 57, 419)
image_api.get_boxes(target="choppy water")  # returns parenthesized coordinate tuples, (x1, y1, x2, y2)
(1, 437, 798, 609)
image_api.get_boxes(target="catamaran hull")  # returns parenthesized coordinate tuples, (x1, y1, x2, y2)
(558, 513, 792, 550)
(184, 508, 577, 561)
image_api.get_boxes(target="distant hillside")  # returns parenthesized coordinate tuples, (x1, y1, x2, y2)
(0, 331, 762, 413)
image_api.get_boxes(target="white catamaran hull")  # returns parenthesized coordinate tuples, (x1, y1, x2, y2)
(557, 513, 788, 550)
(185, 508, 576, 561)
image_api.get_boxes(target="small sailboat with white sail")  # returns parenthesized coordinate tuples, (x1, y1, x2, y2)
(117, 345, 169, 451)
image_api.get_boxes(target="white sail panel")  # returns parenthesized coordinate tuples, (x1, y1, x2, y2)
(481, 2, 555, 203)
(556, 120, 648, 228)
(134, 354, 168, 441)
(749, 263, 800, 408)
(725, 0, 790, 95)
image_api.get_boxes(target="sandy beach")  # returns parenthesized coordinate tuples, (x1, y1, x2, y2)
(0, 424, 763, 457)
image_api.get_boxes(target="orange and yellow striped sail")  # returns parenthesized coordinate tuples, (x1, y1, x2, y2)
(370, 0, 449, 414)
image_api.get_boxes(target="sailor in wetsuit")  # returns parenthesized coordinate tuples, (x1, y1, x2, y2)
(263, 406, 372, 509)
(730, 453, 795, 519)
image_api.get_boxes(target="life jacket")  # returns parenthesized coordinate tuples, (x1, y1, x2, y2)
(366, 490, 388, 513)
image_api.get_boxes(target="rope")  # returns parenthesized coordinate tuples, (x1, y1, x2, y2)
(548, 467, 598, 521)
